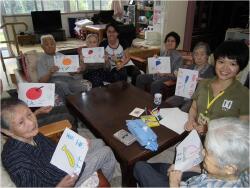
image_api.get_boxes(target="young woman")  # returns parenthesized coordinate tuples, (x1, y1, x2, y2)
(136, 31, 183, 95)
(99, 23, 141, 85)
(185, 40, 249, 135)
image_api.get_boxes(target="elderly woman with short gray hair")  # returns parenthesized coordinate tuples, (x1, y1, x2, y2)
(165, 41, 215, 112)
(1, 98, 116, 187)
(134, 117, 249, 187)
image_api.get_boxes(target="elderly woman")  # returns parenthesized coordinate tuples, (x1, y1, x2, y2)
(185, 40, 249, 135)
(136, 31, 184, 96)
(1, 98, 116, 187)
(133, 117, 249, 187)
(99, 23, 141, 85)
(165, 42, 215, 112)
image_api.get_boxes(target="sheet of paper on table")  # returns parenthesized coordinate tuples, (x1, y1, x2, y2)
(159, 108, 188, 134)
(174, 130, 203, 171)
(50, 128, 88, 175)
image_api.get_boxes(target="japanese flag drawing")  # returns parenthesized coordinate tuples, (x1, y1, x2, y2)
(18, 83, 55, 107)
(82, 47, 105, 63)
(54, 55, 79, 72)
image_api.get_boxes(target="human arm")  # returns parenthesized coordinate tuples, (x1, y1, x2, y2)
(169, 170, 182, 187)
(56, 174, 78, 187)
(184, 101, 198, 131)
(116, 49, 130, 70)
(38, 65, 59, 83)
(34, 106, 53, 116)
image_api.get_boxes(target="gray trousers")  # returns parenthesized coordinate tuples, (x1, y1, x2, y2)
(136, 74, 174, 95)
(50, 76, 84, 99)
(75, 139, 116, 186)
(165, 95, 193, 112)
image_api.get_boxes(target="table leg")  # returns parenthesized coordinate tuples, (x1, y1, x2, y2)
(120, 162, 137, 187)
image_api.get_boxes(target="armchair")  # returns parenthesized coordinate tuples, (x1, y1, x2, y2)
(1, 120, 110, 187)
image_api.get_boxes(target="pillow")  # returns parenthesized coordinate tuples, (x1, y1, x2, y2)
(22, 50, 42, 82)
(1, 136, 16, 187)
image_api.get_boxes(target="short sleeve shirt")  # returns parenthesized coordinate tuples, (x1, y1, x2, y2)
(100, 39, 134, 69)
(192, 78, 249, 120)
(37, 52, 69, 79)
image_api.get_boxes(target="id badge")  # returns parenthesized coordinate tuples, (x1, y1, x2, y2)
(198, 113, 210, 126)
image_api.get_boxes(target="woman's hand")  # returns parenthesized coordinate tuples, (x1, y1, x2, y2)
(116, 61, 124, 70)
(34, 106, 53, 116)
(77, 62, 87, 73)
(169, 170, 182, 187)
(49, 66, 59, 74)
(184, 118, 198, 131)
(194, 124, 208, 135)
(56, 174, 78, 187)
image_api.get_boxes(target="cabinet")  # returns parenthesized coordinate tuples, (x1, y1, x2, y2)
(126, 1, 154, 35)
(135, 1, 154, 33)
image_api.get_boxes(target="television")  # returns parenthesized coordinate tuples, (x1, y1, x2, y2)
(31, 10, 62, 32)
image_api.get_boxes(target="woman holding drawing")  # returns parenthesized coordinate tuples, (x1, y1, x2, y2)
(185, 40, 249, 135)
(100, 23, 141, 85)
(79, 33, 110, 87)
(165, 42, 215, 112)
(136, 31, 184, 96)
(133, 117, 249, 187)
(1, 98, 116, 187)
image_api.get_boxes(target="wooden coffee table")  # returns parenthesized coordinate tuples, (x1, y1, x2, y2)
(66, 82, 186, 186)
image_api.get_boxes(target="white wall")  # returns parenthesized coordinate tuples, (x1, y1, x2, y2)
(163, 1, 188, 49)
(2, 11, 97, 40)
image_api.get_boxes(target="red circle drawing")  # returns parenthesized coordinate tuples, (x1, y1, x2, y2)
(26, 87, 42, 100)
(88, 50, 93, 55)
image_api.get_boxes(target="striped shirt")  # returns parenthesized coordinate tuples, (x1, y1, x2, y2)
(1, 133, 67, 187)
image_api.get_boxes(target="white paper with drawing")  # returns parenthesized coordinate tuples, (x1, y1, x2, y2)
(50, 128, 88, 175)
(18, 83, 55, 107)
(54, 55, 79, 72)
(82, 47, 105, 63)
(148, 57, 171, 74)
(174, 130, 203, 171)
(159, 108, 187, 134)
(175, 68, 199, 99)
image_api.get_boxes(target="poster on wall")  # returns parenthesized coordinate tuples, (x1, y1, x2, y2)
(50, 128, 88, 175)
(153, 0, 163, 32)
(148, 57, 171, 74)
(18, 83, 55, 107)
(54, 55, 80, 72)
(175, 68, 199, 99)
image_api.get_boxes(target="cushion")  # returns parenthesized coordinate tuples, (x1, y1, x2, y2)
(1, 136, 16, 187)
(20, 50, 42, 82)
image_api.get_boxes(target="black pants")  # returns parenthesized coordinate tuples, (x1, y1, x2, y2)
(105, 65, 141, 85)
(133, 161, 200, 187)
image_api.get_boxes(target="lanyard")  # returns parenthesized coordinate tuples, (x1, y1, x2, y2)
(205, 90, 224, 114)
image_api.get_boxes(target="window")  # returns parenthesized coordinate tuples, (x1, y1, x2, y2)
(1, 0, 112, 15)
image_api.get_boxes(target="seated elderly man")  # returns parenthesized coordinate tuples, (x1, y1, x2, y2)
(134, 117, 249, 187)
(1, 98, 116, 187)
(37, 34, 87, 99)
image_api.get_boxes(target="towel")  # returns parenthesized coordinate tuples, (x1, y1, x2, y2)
(126, 119, 158, 151)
